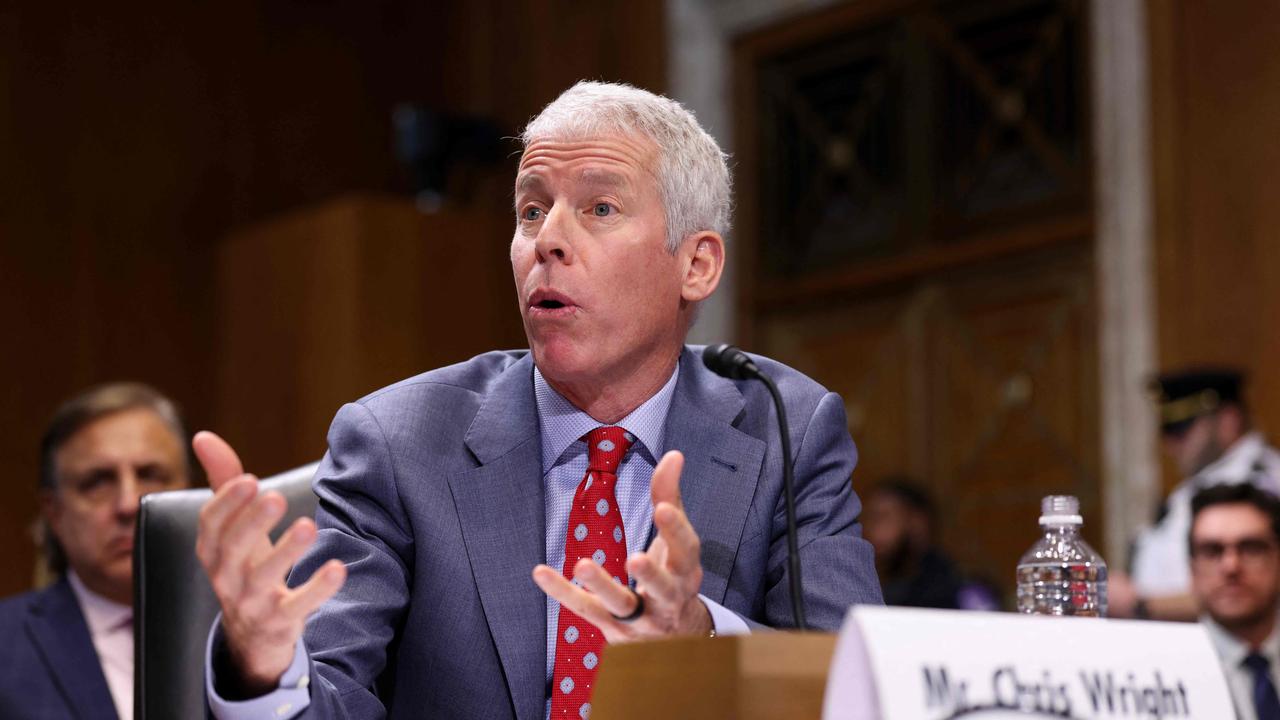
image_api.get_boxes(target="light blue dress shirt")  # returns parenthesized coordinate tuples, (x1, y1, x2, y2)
(534, 364, 749, 718)
(208, 360, 748, 720)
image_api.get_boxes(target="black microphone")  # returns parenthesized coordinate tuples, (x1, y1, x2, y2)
(701, 343, 761, 380)
(701, 344, 808, 631)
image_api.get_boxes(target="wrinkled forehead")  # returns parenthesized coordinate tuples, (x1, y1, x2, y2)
(517, 131, 661, 182)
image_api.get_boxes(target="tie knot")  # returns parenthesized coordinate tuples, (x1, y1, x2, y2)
(586, 426, 634, 472)
(1246, 653, 1272, 675)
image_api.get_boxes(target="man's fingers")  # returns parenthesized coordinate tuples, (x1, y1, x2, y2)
(281, 559, 347, 620)
(223, 490, 288, 548)
(532, 565, 625, 635)
(193, 431, 246, 490)
(649, 450, 685, 511)
(196, 476, 259, 568)
(626, 553, 682, 606)
(199, 476, 257, 529)
(247, 517, 319, 594)
(532, 564, 579, 605)
(574, 559, 641, 618)
(211, 491, 287, 591)
(644, 535, 669, 569)
(653, 501, 701, 578)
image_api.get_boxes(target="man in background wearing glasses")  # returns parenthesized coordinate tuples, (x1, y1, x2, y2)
(1189, 484, 1280, 720)
(1112, 368, 1280, 621)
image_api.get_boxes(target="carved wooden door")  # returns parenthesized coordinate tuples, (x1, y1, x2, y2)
(735, 0, 1099, 596)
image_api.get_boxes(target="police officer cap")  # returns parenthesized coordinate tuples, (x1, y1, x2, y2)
(1149, 367, 1244, 435)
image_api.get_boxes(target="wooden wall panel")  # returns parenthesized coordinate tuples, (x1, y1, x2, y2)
(214, 195, 526, 474)
(0, 2, 665, 596)
(760, 290, 932, 486)
(1149, 0, 1280, 491)
(736, 0, 1099, 600)
(758, 244, 1099, 594)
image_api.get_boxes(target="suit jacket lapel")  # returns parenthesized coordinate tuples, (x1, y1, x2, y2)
(448, 355, 547, 720)
(662, 348, 767, 604)
(25, 578, 118, 720)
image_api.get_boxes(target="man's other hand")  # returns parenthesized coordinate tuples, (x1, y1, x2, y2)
(532, 450, 713, 642)
(193, 431, 346, 696)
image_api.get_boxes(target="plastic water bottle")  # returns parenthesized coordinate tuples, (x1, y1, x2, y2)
(1016, 495, 1108, 616)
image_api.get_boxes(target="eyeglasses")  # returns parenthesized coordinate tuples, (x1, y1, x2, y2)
(1190, 537, 1279, 566)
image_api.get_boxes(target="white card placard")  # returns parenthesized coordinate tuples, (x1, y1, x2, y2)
(823, 606, 1233, 719)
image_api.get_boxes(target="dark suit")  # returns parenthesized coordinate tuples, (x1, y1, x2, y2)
(0, 578, 117, 720)
(253, 346, 881, 718)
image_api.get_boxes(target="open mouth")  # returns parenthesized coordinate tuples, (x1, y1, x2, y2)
(528, 288, 577, 315)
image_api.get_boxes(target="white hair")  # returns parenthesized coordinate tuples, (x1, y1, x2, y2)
(520, 81, 732, 253)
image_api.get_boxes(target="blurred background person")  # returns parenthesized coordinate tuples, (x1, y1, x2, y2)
(0, 383, 191, 720)
(1113, 369, 1280, 620)
(864, 478, 971, 609)
(1188, 483, 1280, 720)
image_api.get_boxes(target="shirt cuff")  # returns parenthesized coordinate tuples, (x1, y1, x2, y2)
(699, 594, 751, 635)
(205, 616, 313, 720)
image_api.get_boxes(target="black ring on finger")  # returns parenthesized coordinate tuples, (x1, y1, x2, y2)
(610, 589, 645, 623)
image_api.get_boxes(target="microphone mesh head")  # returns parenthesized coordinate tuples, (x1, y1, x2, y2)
(702, 344, 728, 371)
(701, 343, 758, 380)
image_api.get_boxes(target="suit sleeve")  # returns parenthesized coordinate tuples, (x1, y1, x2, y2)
(292, 401, 418, 718)
(764, 391, 883, 630)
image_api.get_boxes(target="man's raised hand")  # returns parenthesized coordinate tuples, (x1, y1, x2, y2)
(532, 450, 712, 642)
(193, 431, 346, 695)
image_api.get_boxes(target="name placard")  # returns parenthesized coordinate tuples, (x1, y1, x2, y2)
(823, 606, 1233, 719)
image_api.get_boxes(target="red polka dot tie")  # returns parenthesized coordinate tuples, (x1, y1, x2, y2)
(550, 426, 634, 719)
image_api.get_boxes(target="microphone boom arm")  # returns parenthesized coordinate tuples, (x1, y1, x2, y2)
(702, 344, 808, 630)
(760, 371, 807, 631)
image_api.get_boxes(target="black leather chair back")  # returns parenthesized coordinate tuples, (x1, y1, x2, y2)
(133, 462, 319, 720)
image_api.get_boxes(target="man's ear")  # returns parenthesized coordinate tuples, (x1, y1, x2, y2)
(680, 231, 725, 303)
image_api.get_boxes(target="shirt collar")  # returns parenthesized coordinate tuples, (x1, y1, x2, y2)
(1196, 431, 1267, 485)
(1203, 611, 1280, 669)
(66, 570, 132, 637)
(534, 362, 679, 474)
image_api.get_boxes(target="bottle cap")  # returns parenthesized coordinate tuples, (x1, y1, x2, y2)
(1039, 494, 1083, 525)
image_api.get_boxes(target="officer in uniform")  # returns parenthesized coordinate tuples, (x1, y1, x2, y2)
(1113, 368, 1280, 620)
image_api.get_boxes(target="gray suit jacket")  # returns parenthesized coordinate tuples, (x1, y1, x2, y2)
(288, 346, 881, 718)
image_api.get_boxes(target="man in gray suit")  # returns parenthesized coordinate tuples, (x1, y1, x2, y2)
(197, 81, 882, 719)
